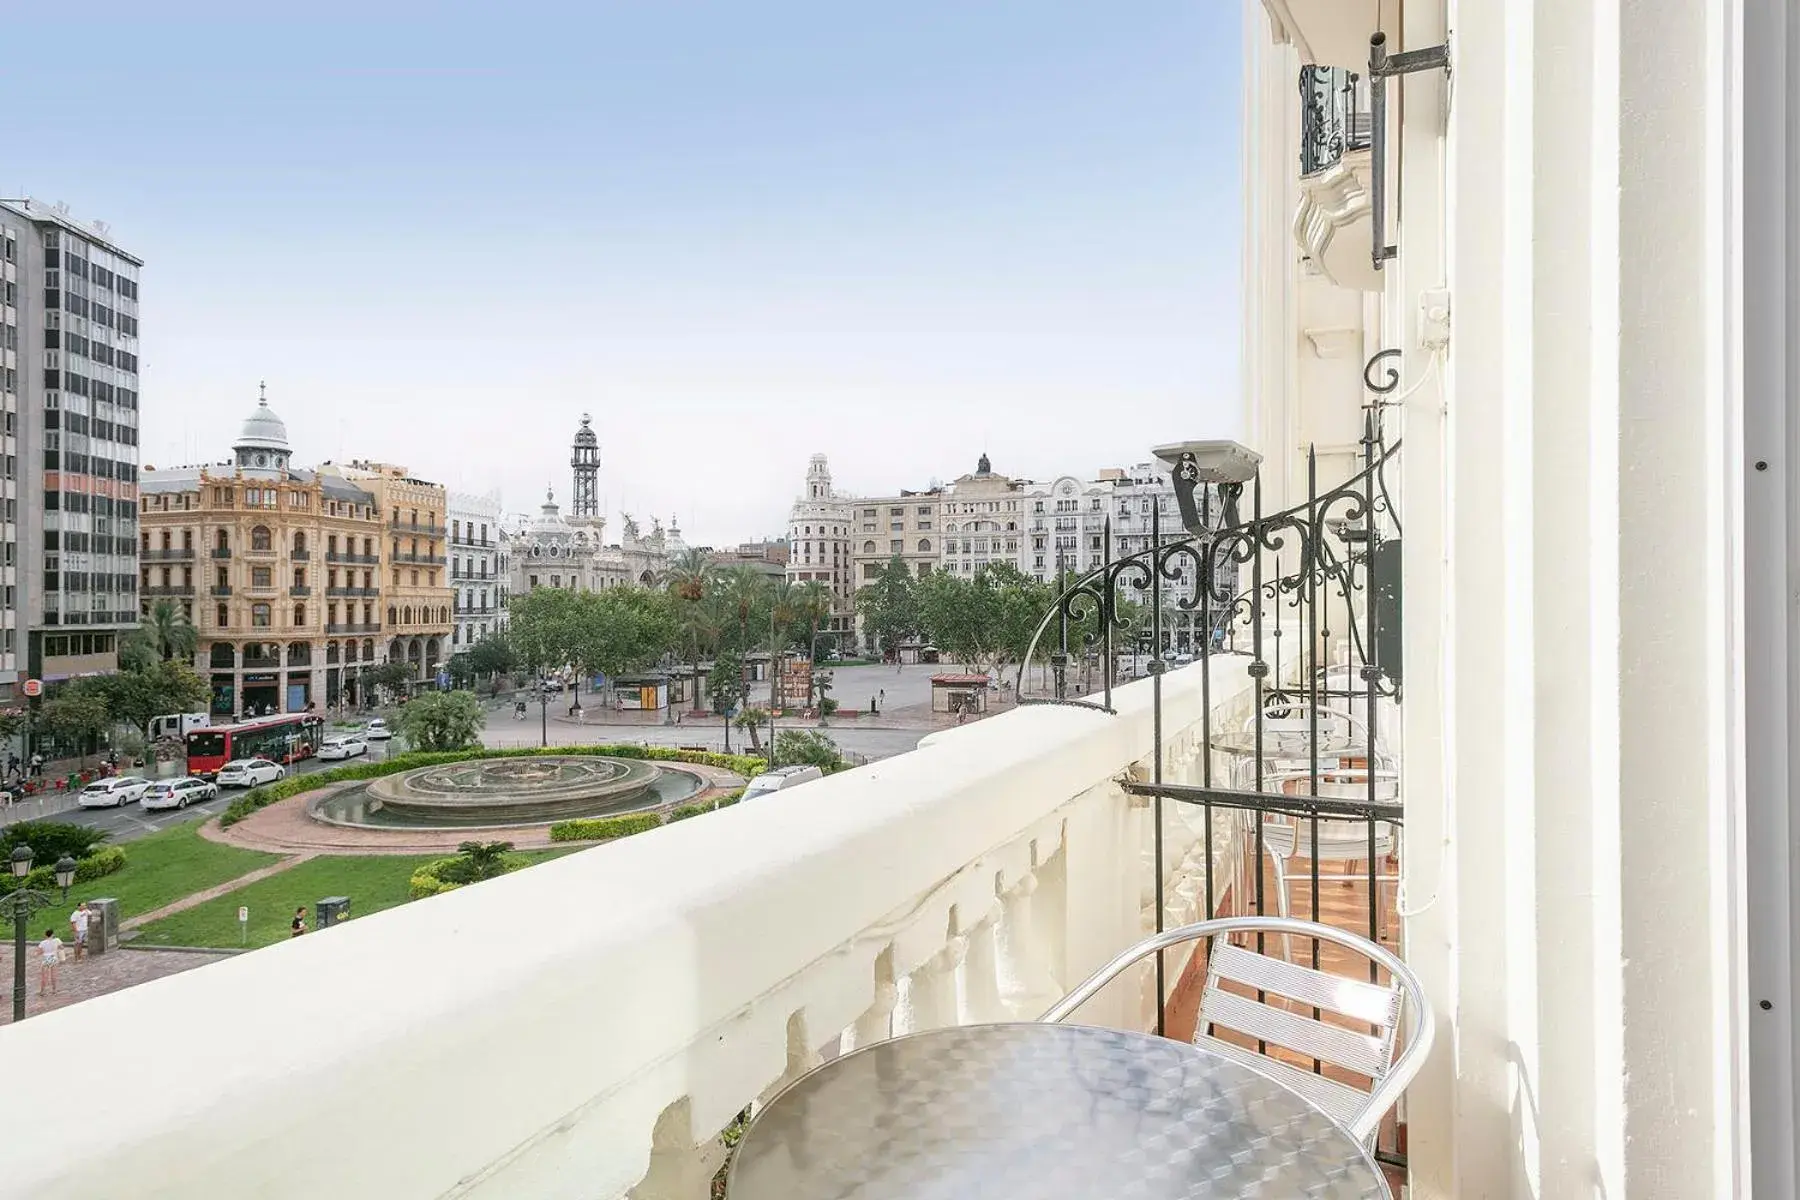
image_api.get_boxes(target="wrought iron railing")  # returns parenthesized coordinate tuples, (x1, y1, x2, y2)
(1018, 365, 1405, 1170)
(1300, 66, 1371, 176)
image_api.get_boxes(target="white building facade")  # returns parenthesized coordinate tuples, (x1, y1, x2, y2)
(447, 489, 505, 650)
(786, 454, 854, 639)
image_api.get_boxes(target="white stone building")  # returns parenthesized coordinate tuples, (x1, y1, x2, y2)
(447, 489, 505, 651)
(785, 454, 853, 640)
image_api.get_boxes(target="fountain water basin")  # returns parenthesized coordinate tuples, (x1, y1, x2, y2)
(311, 756, 705, 830)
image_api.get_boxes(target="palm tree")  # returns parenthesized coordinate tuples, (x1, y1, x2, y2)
(660, 548, 718, 713)
(122, 599, 199, 670)
(794, 580, 833, 662)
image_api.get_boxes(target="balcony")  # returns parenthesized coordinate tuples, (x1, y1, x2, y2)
(210, 547, 232, 560)
(140, 547, 195, 562)
(326, 586, 378, 598)
(1259, 0, 1398, 70)
(141, 584, 195, 598)
(209, 585, 233, 597)
(390, 520, 443, 536)
(392, 552, 445, 566)
(325, 551, 379, 565)
(289, 585, 312, 598)
(1293, 66, 1378, 291)
(6, 449, 1423, 1198)
(291, 550, 311, 562)
(325, 622, 380, 635)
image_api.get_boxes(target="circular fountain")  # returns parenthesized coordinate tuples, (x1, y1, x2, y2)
(311, 755, 705, 830)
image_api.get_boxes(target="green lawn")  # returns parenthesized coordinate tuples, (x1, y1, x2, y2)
(133, 848, 577, 950)
(65, 823, 285, 922)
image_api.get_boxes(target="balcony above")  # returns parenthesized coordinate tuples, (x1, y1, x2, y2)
(1259, 0, 1398, 70)
(1294, 67, 1379, 292)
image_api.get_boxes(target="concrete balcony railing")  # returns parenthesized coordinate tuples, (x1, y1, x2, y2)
(4, 661, 1264, 1198)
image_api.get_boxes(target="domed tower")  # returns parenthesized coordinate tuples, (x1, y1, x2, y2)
(806, 453, 833, 501)
(570, 414, 600, 520)
(233, 382, 293, 473)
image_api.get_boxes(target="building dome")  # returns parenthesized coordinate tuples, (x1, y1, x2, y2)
(530, 486, 573, 539)
(573, 414, 599, 448)
(233, 383, 294, 470)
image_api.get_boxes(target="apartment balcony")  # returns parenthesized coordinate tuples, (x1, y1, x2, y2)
(1293, 66, 1379, 292)
(391, 520, 443, 536)
(326, 586, 378, 598)
(325, 551, 380, 565)
(1260, 0, 1397, 69)
(291, 550, 311, 562)
(289, 585, 312, 598)
(392, 552, 446, 566)
(141, 584, 195, 598)
(210, 547, 232, 560)
(140, 548, 195, 562)
(209, 585, 233, 597)
(325, 622, 381, 635)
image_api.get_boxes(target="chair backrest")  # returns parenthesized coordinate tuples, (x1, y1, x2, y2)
(1196, 921, 1418, 1144)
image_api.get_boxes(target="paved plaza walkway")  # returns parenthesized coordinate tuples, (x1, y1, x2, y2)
(3, 947, 230, 1025)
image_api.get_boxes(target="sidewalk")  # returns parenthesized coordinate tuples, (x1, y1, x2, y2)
(543, 701, 1010, 736)
(0, 755, 135, 827)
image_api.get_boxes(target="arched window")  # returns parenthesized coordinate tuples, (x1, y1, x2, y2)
(251, 526, 272, 551)
(293, 531, 307, 554)
(918, 539, 932, 553)
(388, 605, 398, 625)
(209, 643, 235, 668)
(403, 606, 414, 625)
(862, 541, 877, 554)
(441, 607, 449, 624)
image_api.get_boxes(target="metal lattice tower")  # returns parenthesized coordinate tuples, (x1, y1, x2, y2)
(570, 413, 600, 519)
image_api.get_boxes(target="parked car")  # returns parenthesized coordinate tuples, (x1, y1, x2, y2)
(217, 758, 287, 788)
(77, 776, 152, 808)
(363, 718, 392, 741)
(739, 764, 825, 801)
(318, 736, 369, 761)
(141, 777, 218, 811)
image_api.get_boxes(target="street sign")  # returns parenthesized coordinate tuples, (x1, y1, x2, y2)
(21, 679, 41, 697)
(238, 906, 248, 922)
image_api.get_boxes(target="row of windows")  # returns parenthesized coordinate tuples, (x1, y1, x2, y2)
(41, 633, 116, 658)
(861, 560, 933, 580)
(448, 520, 491, 544)
(41, 571, 135, 593)
(43, 450, 137, 479)
(44, 532, 137, 555)
(43, 291, 135, 335)
(44, 491, 135, 518)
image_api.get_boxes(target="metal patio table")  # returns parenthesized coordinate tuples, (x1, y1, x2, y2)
(724, 1021, 1390, 1199)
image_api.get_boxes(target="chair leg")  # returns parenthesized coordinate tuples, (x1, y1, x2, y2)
(1268, 852, 1293, 961)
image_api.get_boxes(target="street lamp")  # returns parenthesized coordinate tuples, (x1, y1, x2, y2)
(3, 843, 59, 1022)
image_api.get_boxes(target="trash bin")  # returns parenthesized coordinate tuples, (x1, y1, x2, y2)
(315, 896, 351, 931)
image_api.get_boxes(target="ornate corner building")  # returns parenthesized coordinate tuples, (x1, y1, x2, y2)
(139, 388, 452, 716)
(503, 415, 680, 599)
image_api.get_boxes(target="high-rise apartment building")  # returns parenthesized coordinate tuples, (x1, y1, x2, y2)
(0, 199, 142, 698)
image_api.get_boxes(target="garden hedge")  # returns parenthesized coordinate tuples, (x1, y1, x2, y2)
(218, 745, 765, 828)
(0, 844, 126, 898)
(407, 850, 530, 900)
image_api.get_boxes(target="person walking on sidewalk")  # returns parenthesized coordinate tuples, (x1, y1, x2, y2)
(290, 907, 308, 938)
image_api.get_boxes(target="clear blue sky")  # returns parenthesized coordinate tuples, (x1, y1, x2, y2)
(4, 1, 1242, 545)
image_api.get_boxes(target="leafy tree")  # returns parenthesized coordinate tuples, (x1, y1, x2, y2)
(855, 557, 919, 659)
(0, 707, 25, 745)
(774, 728, 847, 773)
(708, 652, 746, 716)
(97, 660, 210, 737)
(366, 661, 416, 696)
(465, 634, 518, 680)
(508, 587, 583, 675)
(396, 690, 485, 752)
(39, 683, 111, 765)
(0, 820, 109, 862)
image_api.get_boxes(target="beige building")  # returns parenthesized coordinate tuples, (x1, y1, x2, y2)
(321, 460, 453, 684)
(848, 489, 940, 589)
(938, 453, 1026, 577)
(139, 390, 395, 716)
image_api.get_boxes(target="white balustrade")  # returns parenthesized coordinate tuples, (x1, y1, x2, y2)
(0, 659, 1254, 1200)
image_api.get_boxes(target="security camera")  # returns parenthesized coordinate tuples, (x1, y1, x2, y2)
(1149, 440, 1262, 534)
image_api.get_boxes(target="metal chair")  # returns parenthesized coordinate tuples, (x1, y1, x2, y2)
(1040, 916, 1434, 1147)
(1255, 766, 1402, 955)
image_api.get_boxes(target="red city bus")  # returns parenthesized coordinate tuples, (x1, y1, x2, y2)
(185, 714, 326, 778)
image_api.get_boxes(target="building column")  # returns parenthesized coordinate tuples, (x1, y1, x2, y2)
(1405, 0, 1747, 1194)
